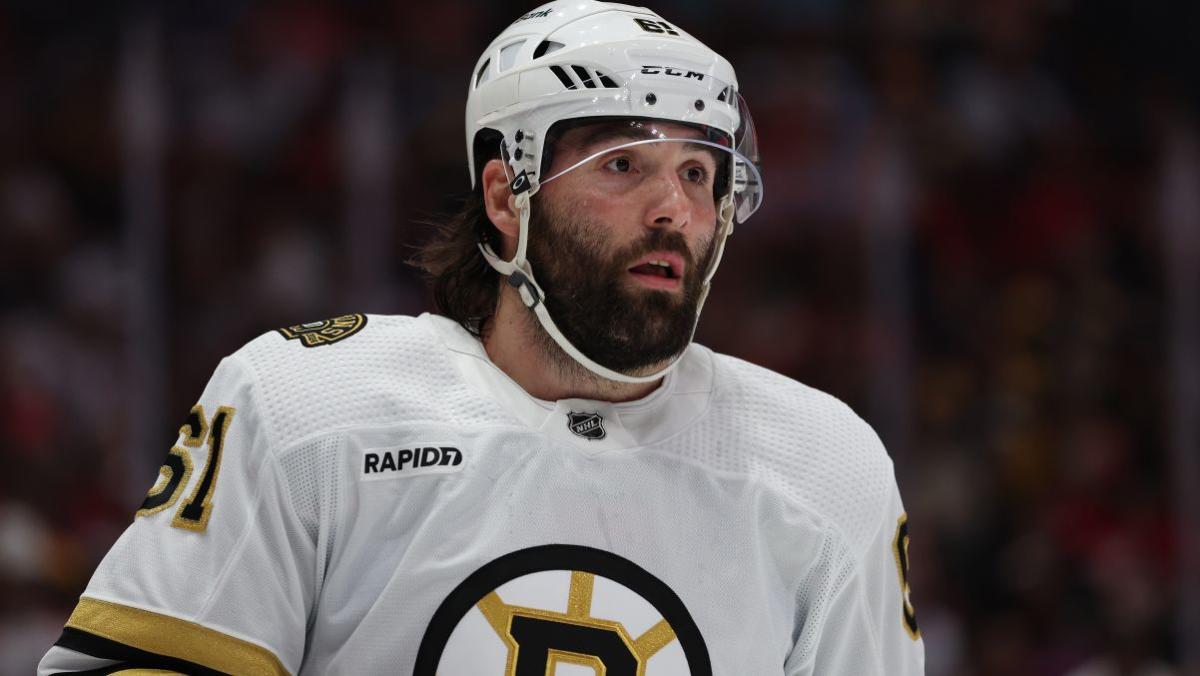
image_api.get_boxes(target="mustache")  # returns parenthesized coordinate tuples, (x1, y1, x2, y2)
(612, 230, 695, 271)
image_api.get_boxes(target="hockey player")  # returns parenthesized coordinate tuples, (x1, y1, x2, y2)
(40, 2, 924, 674)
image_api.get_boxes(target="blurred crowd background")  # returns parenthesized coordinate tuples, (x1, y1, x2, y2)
(1, 1, 1197, 674)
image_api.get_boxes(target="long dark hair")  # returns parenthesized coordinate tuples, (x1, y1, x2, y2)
(410, 129, 508, 336)
(409, 190, 502, 337)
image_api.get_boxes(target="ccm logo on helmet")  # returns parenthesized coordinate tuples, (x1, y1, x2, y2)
(515, 8, 553, 22)
(640, 65, 705, 81)
(362, 446, 464, 480)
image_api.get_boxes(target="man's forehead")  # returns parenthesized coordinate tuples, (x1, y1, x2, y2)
(562, 119, 714, 152)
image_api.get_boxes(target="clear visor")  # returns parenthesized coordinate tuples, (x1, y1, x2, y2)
(503, 67, 763, 223)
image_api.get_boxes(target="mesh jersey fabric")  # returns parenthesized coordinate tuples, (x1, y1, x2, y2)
(40, 312, 924, 675)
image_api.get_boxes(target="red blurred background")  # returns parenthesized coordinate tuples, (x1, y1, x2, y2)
(1, 1, 1197, 674)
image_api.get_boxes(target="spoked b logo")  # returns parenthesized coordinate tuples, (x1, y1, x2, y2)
(415, 545, 711, 675)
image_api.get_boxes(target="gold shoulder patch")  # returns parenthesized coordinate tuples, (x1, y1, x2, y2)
(277, 313, 368, 348)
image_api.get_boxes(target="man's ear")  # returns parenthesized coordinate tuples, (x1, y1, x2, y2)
(481, 159, 519, 250)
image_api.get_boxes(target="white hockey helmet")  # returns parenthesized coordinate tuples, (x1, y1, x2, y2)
(465, 0, 764, 383)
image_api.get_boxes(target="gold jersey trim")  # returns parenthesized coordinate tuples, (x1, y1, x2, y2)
(66, 597, 289, 676)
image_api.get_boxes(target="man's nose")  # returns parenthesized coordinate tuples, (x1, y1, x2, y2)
(643, 168, 690, 231)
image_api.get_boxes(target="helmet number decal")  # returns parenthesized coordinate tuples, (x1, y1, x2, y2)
(633, 18, 679, 36)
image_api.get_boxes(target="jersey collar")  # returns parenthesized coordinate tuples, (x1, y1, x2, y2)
(424, 313, 713, 452)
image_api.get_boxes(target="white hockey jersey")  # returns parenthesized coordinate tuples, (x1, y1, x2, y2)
(40, 313, 924, 675)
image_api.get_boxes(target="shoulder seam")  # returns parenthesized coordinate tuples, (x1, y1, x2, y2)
(225, 347, 317, 549)
(704, 356, 896, 560)
(227, 352, 283, 462)
(640, 445, 858, 560)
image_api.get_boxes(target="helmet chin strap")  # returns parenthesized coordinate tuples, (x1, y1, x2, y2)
(478, 187, 736, 386)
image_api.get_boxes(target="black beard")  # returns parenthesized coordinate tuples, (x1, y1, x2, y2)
(524, 198, 718, 375)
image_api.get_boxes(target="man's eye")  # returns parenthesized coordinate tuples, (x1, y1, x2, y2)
(605, 157, 632, 173)
(684, 166, 710, 184)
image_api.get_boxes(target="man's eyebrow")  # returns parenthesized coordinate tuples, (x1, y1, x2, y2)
(681, 140, 725, 166)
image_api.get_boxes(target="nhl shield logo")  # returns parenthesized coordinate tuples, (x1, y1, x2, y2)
(277, 314, 367, 348)
(567, 411, 606, 441)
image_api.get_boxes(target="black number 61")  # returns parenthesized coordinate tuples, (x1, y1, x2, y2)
(137, 405, 235, 533)
(633, 18, 679, 36)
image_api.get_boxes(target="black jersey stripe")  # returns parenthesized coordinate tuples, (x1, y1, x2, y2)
(53, 626, 222, 674)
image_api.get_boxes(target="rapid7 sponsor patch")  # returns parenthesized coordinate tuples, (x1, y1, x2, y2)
(362, 446, 464, 481)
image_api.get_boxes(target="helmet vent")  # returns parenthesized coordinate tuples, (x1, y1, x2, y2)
(475, 59, 491, 87)
(549, 65, 577, 90)
(571, 65, 597, 89)
(498, 40, 526, 71)
(532, 40, 565, 59)
(548, 65, 621, 91)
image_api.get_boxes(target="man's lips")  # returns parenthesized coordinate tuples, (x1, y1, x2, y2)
(627, 252, 685, 277)
(627, 251, 686, 290)
(628, 269, 682, 290)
